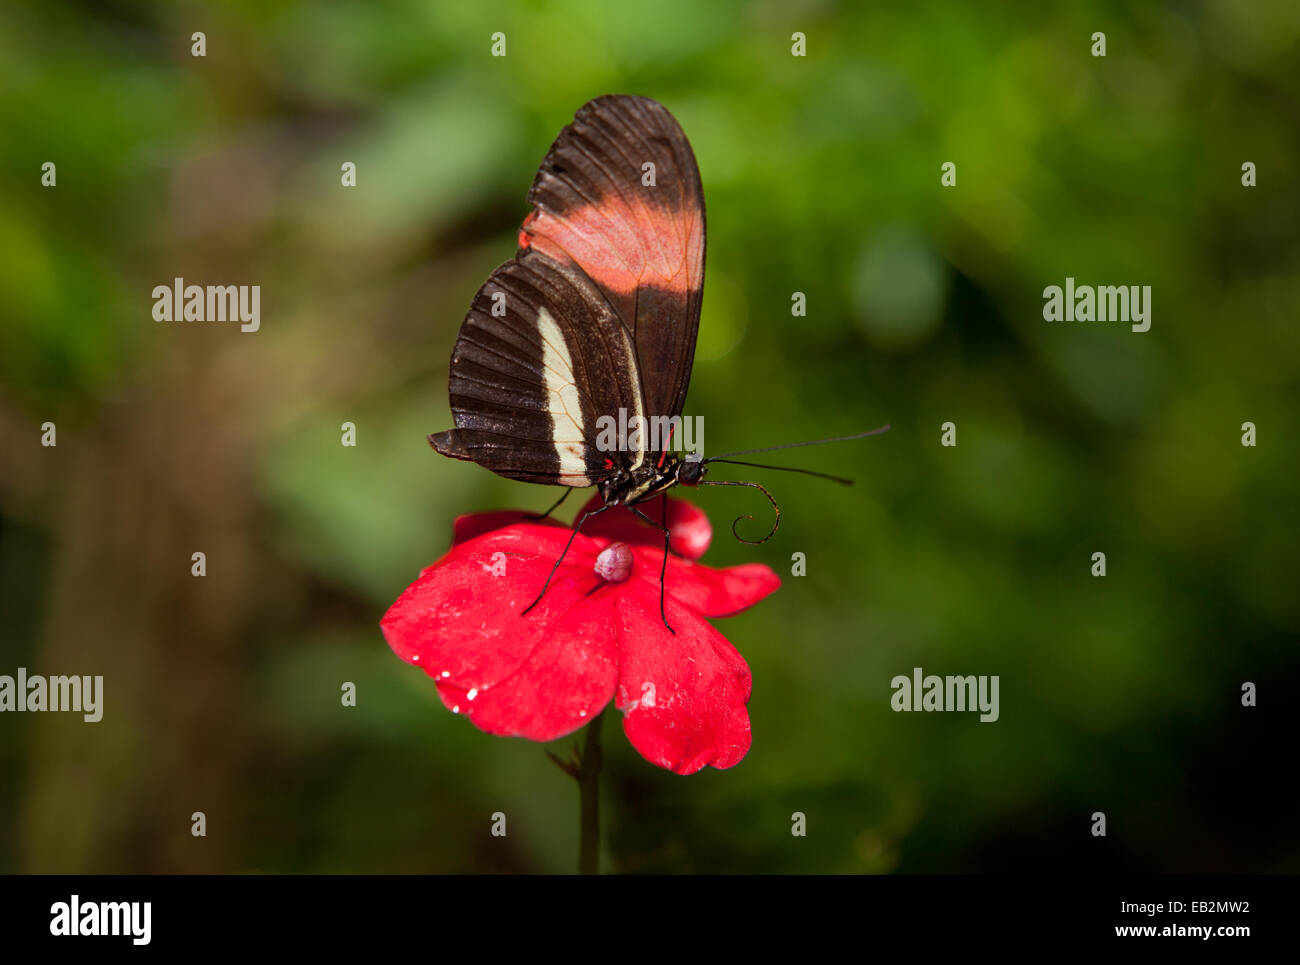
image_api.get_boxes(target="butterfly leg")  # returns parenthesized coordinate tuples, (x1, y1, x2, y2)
(522, 502, 610, 616)
(524, 487, 573, 521)
(630, 504, 675, 636)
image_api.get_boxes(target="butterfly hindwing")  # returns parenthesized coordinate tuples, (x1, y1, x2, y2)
(430, 256, 644, 485)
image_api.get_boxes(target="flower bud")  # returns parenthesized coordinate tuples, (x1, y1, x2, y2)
(594, 541, 634, 583)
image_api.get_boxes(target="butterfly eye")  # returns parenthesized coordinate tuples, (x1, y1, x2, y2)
(677, 459, 703, 486)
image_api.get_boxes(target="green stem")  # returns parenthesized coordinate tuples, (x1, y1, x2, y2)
(577, 709, 604, 874)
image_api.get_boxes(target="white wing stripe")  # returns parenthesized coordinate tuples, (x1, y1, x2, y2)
(536, 308, 591, 483)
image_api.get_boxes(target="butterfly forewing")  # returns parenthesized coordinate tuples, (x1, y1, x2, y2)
(522, 95, 705, 428)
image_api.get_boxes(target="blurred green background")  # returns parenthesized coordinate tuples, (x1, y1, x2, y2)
(1, 0, 1297, 873)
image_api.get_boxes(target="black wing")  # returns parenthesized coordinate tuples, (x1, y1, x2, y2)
(430, 256, 643, 486)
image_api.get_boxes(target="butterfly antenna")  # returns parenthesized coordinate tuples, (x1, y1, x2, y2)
(705, 424, 890, 462)
(704, 459, 854, 485)
(698, 479, 780, 544)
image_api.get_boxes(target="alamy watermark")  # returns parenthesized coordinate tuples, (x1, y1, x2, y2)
(890, 667, 999, 722)
(594, 408, 703, 455)
(1043, 277, 1150, 333)
(0, 668, 103, 722)
(50, 895, 150, 945)
(152, 277, 260, 332)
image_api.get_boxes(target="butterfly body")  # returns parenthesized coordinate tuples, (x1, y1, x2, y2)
(598, 450, 704, 507)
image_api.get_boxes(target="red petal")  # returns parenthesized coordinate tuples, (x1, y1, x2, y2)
(451, 510, 565, 547)
(613, 588, 753, 775)
(431, 596, 618, 741)
(380, 525, 617, 741)
(576, 494, 712, 560)
(630, 547, 780, 617)
(665, 499, 712, 559)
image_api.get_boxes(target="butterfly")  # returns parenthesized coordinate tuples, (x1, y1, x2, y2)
(429, 95, 887, 631)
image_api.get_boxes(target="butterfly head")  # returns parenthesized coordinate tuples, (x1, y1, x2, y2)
(675, 453, 705, 487)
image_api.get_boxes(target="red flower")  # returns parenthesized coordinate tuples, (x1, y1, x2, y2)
(380, 495, 779, 775)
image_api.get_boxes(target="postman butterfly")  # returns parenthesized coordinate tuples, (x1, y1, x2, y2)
(430, 95, 888, 631)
